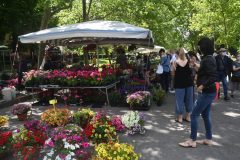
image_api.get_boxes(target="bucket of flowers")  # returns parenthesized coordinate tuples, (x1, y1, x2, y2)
(72, 108, 96, 129)
(11, 103, 32, 121)
(84, 111, 117, 144)
(0, 115, 9, 127)
(121, 111, 146, 135)
(94, 141, 140, 160)
(0, 131, 13, 158)
(126, 91, 151, 110)
(43, 124, 92, 160)
(12, 127, 48, 160)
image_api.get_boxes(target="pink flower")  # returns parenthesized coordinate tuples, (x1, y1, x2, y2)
(82, 142, 90, 148)
(63, 96, 68, 101)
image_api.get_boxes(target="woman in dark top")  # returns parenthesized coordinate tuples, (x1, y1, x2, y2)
(179, 37, 218, 148)
(173, 48, 194, 123)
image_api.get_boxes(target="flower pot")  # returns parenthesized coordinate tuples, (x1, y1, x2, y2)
(17, 113, 28, 121)
(130, 99, 151, 111)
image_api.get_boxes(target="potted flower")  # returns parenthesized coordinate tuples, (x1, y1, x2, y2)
(111, 116, 125, 132)
(84, 111, 117, 144)
(121, 111, 146, 135)
(72, 108, 95, 128)
(43, 124, 91, 160)
(152, 87, 165, 106)
(95, 142, 140, 160)
(0, 115, 9, 127)
(126, 91, 151, 110)
(23, 119, 48, 132)
(12, 128, 48, 160)
(41, 108, 71, 126)
(11, 103, 31, 121)
(0, 131, 13, 158)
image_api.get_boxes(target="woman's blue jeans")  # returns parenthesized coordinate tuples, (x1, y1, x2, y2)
(190, 92, 216, 141)
(175, 86, 194, 115)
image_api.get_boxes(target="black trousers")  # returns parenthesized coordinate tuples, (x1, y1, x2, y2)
(160, 72, 170, 92)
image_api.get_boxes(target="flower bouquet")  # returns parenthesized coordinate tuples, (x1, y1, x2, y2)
(0, 115, 8, 127)
(12, 128, 48, 160)
(121, 111, 146, 135)
(44, 124, 91, 160)
(94, 142, 140, 160)
(0, 131, 13, 157)
(84, 111, 117, 144)
(126, 91, 151, 110)
(11, 103, 32, 121)
(72, 108, 95, 128)
(111, 116, 125, 132)
(41, 108, 71, 126)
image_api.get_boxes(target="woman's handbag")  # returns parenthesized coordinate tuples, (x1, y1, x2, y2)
(156, 64, 163, 74)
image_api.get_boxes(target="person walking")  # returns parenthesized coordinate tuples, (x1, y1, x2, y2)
(179, 37, 218, 148)
(215, 46, 232, 100)
(173, 48, 194, 123)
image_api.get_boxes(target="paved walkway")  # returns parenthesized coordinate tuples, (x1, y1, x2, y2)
(1, 92, 240, 160)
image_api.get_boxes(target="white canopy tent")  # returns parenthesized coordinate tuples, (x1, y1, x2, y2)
(136, 45, 164, 54)
(18, 20, 154, 68)
(18, 20, 154, 47)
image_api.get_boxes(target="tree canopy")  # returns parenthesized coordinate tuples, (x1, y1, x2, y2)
(1, 0, 240, 51)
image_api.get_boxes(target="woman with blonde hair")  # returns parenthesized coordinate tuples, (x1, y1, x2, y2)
(173, 48, 194, 123)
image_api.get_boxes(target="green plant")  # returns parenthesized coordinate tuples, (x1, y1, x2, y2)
(152, 87, 165, 105)
(72, 108, 95, 128)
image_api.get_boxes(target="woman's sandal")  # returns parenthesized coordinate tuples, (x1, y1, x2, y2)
(183, 118, 190, 122)
(179, 140, 197, 148)
(175, 119, 183, 123)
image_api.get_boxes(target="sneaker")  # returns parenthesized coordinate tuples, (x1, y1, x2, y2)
(224, 97, 230, 101)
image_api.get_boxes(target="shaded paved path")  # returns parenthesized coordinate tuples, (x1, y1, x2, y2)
(1, 92, 240, 160)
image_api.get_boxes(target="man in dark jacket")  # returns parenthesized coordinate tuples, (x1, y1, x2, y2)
(215, 46, 232, 100)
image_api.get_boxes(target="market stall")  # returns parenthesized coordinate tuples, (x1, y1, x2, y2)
(18, 20, 154, 106)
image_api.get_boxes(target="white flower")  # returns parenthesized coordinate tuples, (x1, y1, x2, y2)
(65, 154, 72, 160)
(46, 149, 54, 157)
(55, 155, 61, 160)
(75, 144, 80, 148)
(62, 138, 66, 142)
(70, 144, 75, 150)
(70, 152, 75, 156)
(64, 141, 70, 149)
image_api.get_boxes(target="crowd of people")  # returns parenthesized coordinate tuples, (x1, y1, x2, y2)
(114, 37, 240, 148)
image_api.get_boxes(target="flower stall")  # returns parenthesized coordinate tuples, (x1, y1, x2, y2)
(24, 68, 119, 106)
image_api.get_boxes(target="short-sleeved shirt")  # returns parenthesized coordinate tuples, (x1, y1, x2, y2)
(233, 61, 240, 77)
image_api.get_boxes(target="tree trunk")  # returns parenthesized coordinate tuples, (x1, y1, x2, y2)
(82, 0, 87, 21)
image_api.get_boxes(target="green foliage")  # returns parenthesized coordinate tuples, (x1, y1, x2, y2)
(152, 86, 165, 105)
(2, 0, 240, 51)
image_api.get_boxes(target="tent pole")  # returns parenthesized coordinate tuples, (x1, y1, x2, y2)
(97, 45, 99, 68)
(37, 43, 41, 69)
